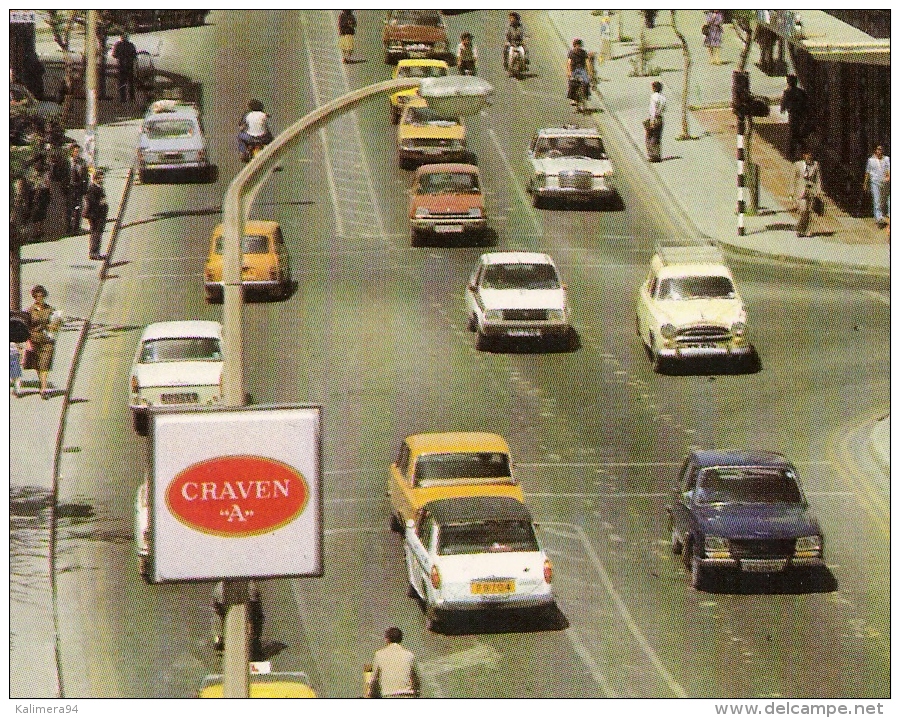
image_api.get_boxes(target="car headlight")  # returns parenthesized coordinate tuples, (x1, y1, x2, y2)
(660, 323, 677, 340)
(731, 321, 746, 337)
(484, 309, 502, 321)
(704, 536, 730, 554)
(795, 535, 822, 553)
(468, 207, 483, 218)
(547, 309, 565, 321)
(414, 207, 430, 218)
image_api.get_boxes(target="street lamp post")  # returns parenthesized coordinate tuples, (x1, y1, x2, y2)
(217, 74, 492, 697)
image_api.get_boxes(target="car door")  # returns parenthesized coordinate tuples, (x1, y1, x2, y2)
(405, 509, 434, 596)
(670, 457, 699, 538)
(389, 441, 414, 519)
(637, 270, 657, 342)
(275, 226, 290, 283)
(465, 262, 484, 320)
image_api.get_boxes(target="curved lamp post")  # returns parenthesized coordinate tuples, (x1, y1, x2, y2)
(217, 74, 491, 697)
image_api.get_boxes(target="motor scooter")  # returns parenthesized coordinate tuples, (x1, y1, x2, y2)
(507, 43, 527, 79)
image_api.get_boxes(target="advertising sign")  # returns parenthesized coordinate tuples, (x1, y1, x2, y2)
(149, 404, 322, 582)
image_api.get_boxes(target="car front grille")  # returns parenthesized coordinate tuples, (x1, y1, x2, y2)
(558, 170, 593, 190)
(729, 539, 795, 558)
(430, 212, 473, 220)
(503, 309, 548, 321)
(675, 325, 730, 343)
(161, 391, 199, 405)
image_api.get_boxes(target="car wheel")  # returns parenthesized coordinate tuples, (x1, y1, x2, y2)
(390, 106, 400, 125)
(398, 156, 414, 171)
(425, 605, 443, 632)
(670, 522, 683, 555)
(650, 336, 667, 373)
(475, 330, 491, 351)
(139, 556, 150, 582)
(406, 581, 419, 599)
(532, 192, 544, 209)
(389, 511, 403, 533)
(690, 556, 705, 590)
(682, 535, 694, 572)
(410, 227, 423, 247)
(133, 412, 149, 436)
(467, 314, 477, 332)
(384, 50, 395, 65)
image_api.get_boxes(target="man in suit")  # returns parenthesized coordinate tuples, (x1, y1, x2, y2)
(791, 149, 822, 237)
(63, 144, 89, 235)
(780, 75, 810, 161)
(83, 170, 108, 260)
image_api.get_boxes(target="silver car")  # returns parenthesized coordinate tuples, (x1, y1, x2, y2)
(138, 100, 211, 182)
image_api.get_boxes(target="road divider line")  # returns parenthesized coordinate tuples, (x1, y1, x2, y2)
(487, 128, 543, 237)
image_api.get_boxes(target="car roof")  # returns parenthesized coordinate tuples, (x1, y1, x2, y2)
(479, 251, 555, 266)
(405, 432, 510, 456)
(415, 162, 479, 176)
(535, 126, 602, 138)
(140, 320, 223, 342)
(651, 247, 734, 279)
(145, 101, 200, 121)
(212, 221, 280, 237)
(688, 449, 793, 470)
(425, 496, 532, 524)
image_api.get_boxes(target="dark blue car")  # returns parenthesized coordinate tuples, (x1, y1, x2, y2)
(667, 450, 824, 589)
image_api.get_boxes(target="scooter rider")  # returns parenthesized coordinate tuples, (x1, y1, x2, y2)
(237, 99, 273, 162)
(503, 12, 528, 71)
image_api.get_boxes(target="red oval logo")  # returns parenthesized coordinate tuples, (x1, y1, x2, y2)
(166, 455, 309, 537)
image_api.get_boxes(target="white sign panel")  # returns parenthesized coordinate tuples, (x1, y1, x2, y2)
(150, 404, 322, 582)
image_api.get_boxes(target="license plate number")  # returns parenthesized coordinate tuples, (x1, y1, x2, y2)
(471, 580, 514, 595)
(742, 559, 786, 573)
(435, 224, 463, 233)
(164, 152, 184, 160)
(161, 392, 198, 404)
(508, 329, 540, 337)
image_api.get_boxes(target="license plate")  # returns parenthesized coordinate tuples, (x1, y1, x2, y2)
(742, 559, 786, 573)
(471, 580, 515, 595)
(423, 148, 442, 155)
(160, 392, 199, 404)
(435, 224, 463, 233)
(508, 329, 540, 337)
(164, 152, 183, 160)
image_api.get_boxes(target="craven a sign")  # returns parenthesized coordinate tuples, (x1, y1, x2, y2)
(149, 405, 322, 582)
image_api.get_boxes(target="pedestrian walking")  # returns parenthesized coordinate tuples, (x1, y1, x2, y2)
(27, 155, 53, 240)
(597, 12, 612, 64)
(112, 33, 138, 103)
(84, 170, 109, 260)
(702, 10, 724, 65)
(456, 32, 478, 75)
(863, 144, 891, 226)
(10, 342, 23, 397)
(791, 149, 823, 237)
(23, 285, 61, 400)
(644, 80, 666, 162)
(338, 10, 357, 63)
(63, 144, 89, 235)
(780, 74, 810, 161)
(366, 627, 420, 698)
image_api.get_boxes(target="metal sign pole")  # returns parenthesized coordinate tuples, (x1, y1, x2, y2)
(222, 580, 250, 697)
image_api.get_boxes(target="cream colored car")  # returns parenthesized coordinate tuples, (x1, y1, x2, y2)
(636, 246, 757, 372)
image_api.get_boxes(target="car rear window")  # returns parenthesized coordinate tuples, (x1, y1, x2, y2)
(418, 171, 479, 194)
(481, 263, 560, 290)
(399, 65, 448, 79)
(534, 135, 607, 159)
(414, 452, 512, 487)
(657, 275, 735, 300)
(214, 234, 270, 255)
(696, 467, 803, 505)
(140, 337, 222, 363)
(438, 519, 539, 555)
(146, 119, 195, 139)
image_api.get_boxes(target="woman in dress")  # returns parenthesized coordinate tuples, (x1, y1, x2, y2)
(24, 285, 61, 399)
(704, 11, 724, 66)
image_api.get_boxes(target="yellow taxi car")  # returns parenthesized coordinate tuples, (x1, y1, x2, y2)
(198, 672, 316, 698)
(390, 58, 449, 124)
(204, 221, 291, 303)
(396, 97, 468, 171)
(388, 432, 525, 531)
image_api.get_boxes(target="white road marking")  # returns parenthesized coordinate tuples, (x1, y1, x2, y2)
(487, 128, 543, 235)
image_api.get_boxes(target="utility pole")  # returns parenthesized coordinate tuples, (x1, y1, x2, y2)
(84, 10, 98, 170)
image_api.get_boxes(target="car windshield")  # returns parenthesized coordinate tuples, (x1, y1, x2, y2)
(139, 337, 222, 363)
(398, 65, 447, 79)
(533, 135, 607, 160)
(146, 119, 195, 139)
(657, 275, 736, 300)
(414, 452, 512, 487)
(418, 171, 479, 194)
(405, 106, 460, 127)
(438, 519, 538, 555)
(481, 263, 561, 290)
(695, 467, 804, 505)
(391, 9, 442, 27)
(214, 234, 269, 254)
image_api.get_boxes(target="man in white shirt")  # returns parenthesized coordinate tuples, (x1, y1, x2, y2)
(238, 99, 273, 162)
(645, 81, 666, 162)
(864, 145, 890, 225)
(367, 627, 420, 698)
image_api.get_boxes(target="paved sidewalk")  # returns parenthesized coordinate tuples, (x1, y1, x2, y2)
(547, 9, 890, 276)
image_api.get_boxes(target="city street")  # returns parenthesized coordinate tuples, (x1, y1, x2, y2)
(33, 10, 890, 698)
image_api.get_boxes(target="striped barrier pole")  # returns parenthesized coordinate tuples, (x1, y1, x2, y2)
(737, 113, 746, 236)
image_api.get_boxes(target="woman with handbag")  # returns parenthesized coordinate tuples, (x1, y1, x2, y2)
(23, 285, 62, 399)
(791, 150, 823, 238)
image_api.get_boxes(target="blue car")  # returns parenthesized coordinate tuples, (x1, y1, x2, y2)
(667, 450, 825, 589)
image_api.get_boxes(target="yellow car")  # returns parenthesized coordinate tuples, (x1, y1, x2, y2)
(397, 97, 468, 171)
(388, 432, 525, 531)
(390, 58, 449, 124)
(198, 672, 316, 698)
(204, 221, 292, 303)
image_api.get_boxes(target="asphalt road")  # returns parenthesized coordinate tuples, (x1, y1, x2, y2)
(53, 10, 889, 698)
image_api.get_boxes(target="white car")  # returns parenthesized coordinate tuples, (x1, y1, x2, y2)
(465, 252, 572, 350)
(636, 246, 757, 372)
(129, 320, 224, 435)
(404, 496, 554, 630)
(527, 126, 616, 208)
